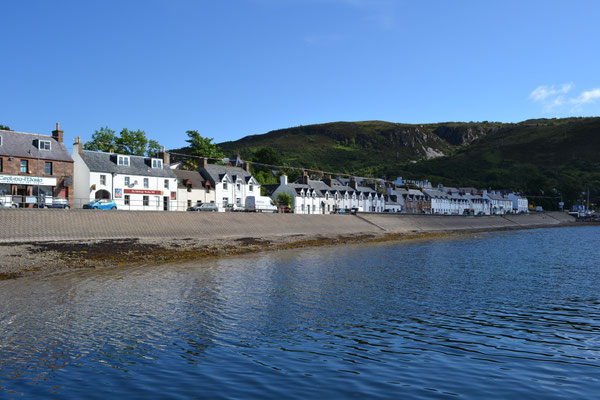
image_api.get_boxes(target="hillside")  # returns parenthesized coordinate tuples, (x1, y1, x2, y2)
(394, 117, 600, 209)
(218, 120, 501, 174)
(212, 118, 600, 209)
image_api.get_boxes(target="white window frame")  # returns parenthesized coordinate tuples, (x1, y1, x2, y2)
(152, 159, 163, 169)
(118, 155, 130, 166)
(164, 179, 169, 189)
(124, 176, 130, 186)
(100, 174, 106, 185)
(143, 178, 149, 188)
(222, 181, 228, 190)
(38, 140, 51, 151)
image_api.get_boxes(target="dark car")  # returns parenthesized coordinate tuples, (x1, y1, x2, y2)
(188, 203, 218, 212)
(35, 198, 70, 209)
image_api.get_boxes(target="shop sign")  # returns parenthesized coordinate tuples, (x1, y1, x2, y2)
(0, 174, 57, 186)
(123, 189, 163, 195)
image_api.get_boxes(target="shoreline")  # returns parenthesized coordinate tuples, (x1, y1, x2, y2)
(1, 221, 592, 281)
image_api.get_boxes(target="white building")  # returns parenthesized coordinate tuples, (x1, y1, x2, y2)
(197, 158, 260, 212)
(172, 169, 216, 210)
(483, 190, 512, 215)
(72, 139, 178, 210)
(508, 193, 529, 213)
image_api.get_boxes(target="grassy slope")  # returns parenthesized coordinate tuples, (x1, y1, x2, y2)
(218, 120, 499, 175)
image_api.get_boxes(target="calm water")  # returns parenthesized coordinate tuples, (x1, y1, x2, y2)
(1, 226, 599, 399)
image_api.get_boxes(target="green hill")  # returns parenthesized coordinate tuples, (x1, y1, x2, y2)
(215, 118, 600, 209)
(218, 120, 501, 174)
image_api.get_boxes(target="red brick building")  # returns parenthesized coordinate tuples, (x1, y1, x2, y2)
(0, 124, 74, 207)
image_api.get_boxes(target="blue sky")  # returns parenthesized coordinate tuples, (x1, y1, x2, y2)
(1, 0, 599, 150)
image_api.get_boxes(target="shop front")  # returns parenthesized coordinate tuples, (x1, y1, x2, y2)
(0, 174, 58, 207)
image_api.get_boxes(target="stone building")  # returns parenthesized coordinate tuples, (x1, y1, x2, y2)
(0, 124, 73, 207)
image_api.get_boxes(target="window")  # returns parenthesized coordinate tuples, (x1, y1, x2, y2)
(236, 183, 241, 191)
(222, 197, 228, 206)
(236, 197, 241, 205)
(20, 160, 28, 173)
(45, 161, 52, 175)
(118, 156, 130, 166)
(301, 204, 305, 211)
(100, 174, 106, 185)
(143, 196, 149, 206)
(143, 178, 149, 188)
(164, 179, 169, 189)
(249, 183, 253, 192)
(223, 182, 228, 190)
(124, 195, 130, 205)
(124, 176, 130, 186)
(152, 159, 163, 168)
(187, 200, 191, 208)
(38, 140, 51, 150)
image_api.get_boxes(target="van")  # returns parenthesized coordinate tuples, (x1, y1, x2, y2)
(245, 196, 277, 213)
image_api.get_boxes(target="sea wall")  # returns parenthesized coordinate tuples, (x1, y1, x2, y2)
(0, 210, 575, 243)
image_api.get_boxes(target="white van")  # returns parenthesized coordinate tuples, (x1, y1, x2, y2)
(245, 196, 277, 213)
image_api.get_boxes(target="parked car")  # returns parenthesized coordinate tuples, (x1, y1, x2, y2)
(0, 200, 19, 208)
(188, 203, 218, 212)
(334, 208, 347, 214)
(34, 198, 70, 209)
(245, 196, 277, 213)
(83, 199, 117, 210)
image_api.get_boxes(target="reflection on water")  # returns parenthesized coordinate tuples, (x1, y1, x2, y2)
(1, 226, 599, 399)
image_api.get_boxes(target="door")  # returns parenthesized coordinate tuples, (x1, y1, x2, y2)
(163, 196, 168, 211)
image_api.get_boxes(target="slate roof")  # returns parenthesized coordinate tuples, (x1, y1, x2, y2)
(173, 169, 206, 189)
(0, 130, 73, 162)
(79, 150, 176, 178)
(199, 164, 254, 186)
(423, 188, 449, 198)
(486, 193, 505, 201)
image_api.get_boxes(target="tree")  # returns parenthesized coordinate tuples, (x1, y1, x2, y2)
(84, 127, 161, 156)
(115, 128, 149, 156)
(252, 147, 281, 170)
(0, 124, 10, 131)
(184, 130, 224, 169)
(84, 126, 117, 152)
(277, 192, 292, 208)
(147, 139, 161, 157)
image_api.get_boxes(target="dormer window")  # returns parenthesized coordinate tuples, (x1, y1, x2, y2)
(223, 181, 228, 190)
(152, 159, 163, 168)
(118, 155, 130, 166)
(38, 140, 51, 151)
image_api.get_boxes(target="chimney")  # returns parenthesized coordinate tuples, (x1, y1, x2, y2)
(200, 157, 208, 168)
(74, 136, 83, 153)
(52, 122, 63, 143)
(350, 176, 358, 190)
(158, 147, 170, 166)
(323, 174, 332, 187)
(244, 162, 250, 173)
(302, 171, 309, 185)
(280, 173, 288, 186)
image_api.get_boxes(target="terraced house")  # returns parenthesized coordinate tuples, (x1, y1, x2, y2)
(0, 124, 73, 207)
